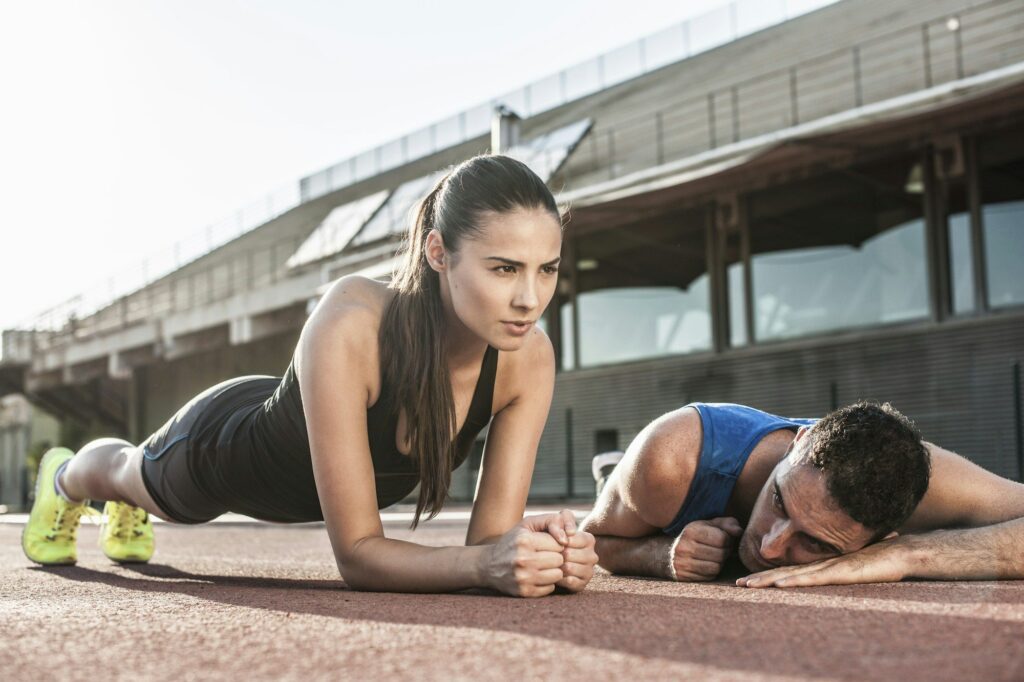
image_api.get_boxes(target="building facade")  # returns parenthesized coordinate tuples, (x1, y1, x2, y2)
(2, 0, 1022, 504)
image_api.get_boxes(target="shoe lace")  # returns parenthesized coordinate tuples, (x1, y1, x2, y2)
(108, 504, 147, 541)
(46, 503, 97, 543)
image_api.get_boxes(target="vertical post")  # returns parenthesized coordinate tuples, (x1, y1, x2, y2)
(789, 68, 799, 126)
(607, 130, 616, 179)
(566, 408, 575, 499)
(566, 232, 582, 371)
(655, 111, 664, 165)
(954, 18, 964, 79)
(922, 24, 933, 88)
(707, 93, 717, 149)
(923, 147, 950, 323)
(740, 197, 756, 345)
(830, 381, 838, 411)
(966, 136, 988, 313)
(731, 86, 740, 142)
(853, 46, 863, 107)
(706, 208, 726, 353)
(1014, 362, 1023, 483)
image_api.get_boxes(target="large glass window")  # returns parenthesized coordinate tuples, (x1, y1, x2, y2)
(565, 209, 711, 368)
(746, 157, 929, 341)
(978, 126, 1024, 310)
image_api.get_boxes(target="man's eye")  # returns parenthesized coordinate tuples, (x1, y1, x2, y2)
(542, 265, 559, 275)
(771, 489, 782, 509)
(495, 265, 516, 274)
(808, 539, 832, 554)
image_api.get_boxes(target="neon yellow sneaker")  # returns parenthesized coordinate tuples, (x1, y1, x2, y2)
(100, 501, 154, 563)
(22, 447, 90, 565)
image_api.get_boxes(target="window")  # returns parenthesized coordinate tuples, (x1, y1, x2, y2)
(566, 209, 711, 368)
(978, 126, 1024, 310)
(745, 156, 929, 341)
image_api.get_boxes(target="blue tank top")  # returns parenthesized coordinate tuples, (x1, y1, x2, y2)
(662, 403, 817, 536)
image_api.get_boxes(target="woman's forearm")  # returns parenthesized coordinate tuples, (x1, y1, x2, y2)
(339, 536, 491, 592)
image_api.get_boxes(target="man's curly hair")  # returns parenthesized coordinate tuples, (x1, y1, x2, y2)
(803, 401, 931, 538)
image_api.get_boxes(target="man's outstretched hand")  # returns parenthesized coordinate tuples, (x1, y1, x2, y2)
(737, 536, 908, 588)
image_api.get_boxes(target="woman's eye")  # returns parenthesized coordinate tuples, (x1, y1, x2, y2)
(495, 265, 516, 274)
(542, 266, 559, 275)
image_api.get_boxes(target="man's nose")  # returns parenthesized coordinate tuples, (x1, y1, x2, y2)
(760, 520, 791, 563)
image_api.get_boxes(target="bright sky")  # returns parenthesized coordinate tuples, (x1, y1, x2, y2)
(0, 0, 735, 332)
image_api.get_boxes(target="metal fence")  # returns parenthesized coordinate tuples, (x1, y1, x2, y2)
(556, 0, 1024, 189)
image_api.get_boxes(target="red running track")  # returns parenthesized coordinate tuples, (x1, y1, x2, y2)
(2, 516, 1023, 681)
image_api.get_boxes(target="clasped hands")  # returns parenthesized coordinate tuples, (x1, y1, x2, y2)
(488, 509, 598, 598)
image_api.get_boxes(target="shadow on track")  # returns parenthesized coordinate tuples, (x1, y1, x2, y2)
(31, 564, 1024, 681)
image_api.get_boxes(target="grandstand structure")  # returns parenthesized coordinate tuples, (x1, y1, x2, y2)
(2, 0, 1022, 505)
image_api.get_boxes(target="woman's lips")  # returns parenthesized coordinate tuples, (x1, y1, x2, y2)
(502, 321, 533, 336)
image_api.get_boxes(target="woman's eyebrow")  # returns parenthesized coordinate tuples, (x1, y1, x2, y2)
(484, 256, 562, 267)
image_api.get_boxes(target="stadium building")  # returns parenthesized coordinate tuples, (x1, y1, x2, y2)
(1, 0, 1022, 508)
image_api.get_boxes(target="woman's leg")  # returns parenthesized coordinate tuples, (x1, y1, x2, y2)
(59, 438, 175, 522)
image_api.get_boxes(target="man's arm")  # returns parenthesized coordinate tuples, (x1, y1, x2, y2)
(739, 442, 1024, 587)
(738, 516, 1024, 587)
(581, 407, 741, 581)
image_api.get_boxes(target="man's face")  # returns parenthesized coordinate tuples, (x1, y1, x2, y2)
(737, 430, 878, 572)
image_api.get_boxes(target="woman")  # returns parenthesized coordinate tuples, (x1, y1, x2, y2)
(23, 155, 598, 597)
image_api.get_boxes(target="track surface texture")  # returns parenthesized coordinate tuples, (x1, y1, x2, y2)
(3, 513, 1024, 681)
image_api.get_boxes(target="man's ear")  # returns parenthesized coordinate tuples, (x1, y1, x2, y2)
(794, 425, 810, 442)
(424, 229, 446, 273)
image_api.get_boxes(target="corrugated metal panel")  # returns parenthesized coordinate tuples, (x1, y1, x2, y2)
(530, 312, 1024, 499)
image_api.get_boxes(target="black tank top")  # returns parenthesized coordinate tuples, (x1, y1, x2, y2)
(188, 346, 498, 523)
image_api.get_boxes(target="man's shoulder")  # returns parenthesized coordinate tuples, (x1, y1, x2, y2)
(620, 406, 704, 529)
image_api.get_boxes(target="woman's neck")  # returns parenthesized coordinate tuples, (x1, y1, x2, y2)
(439, 286, 488, 372)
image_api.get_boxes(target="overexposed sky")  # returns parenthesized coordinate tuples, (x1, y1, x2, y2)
(0, 0, 736, 331)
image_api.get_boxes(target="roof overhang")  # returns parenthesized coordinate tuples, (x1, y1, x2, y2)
(564, 60, 1024, 229)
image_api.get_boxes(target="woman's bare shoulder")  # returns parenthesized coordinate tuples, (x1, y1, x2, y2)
(318, 275, 394, 318)
(296, 276, 393, 384)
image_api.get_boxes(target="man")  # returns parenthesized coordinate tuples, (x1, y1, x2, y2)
(580, 401, 1024, 587)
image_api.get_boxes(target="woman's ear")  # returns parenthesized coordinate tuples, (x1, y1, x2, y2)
(424, 229, 447, 273)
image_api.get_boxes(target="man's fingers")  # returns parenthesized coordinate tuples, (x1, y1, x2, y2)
(684, 542, 728, 564)
(706, 516, 744, 537)
(681, 523, 734, 548)
(674, 557, 721, 579)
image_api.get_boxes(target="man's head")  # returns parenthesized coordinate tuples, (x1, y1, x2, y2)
(738, 402, 931, 572)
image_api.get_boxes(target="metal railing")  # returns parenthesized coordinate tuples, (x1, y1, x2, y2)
(298, 0, 839, 203)
(554, 0, 1023, 189)
(18, 233, 306, 355)
(6, 0, 838, 348)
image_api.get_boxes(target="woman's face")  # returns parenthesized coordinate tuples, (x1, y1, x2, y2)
(430, 206, 563, 352)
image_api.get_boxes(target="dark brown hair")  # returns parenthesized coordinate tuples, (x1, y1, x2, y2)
(379, 155, 560, 526)
(805, 401, 931, 537)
